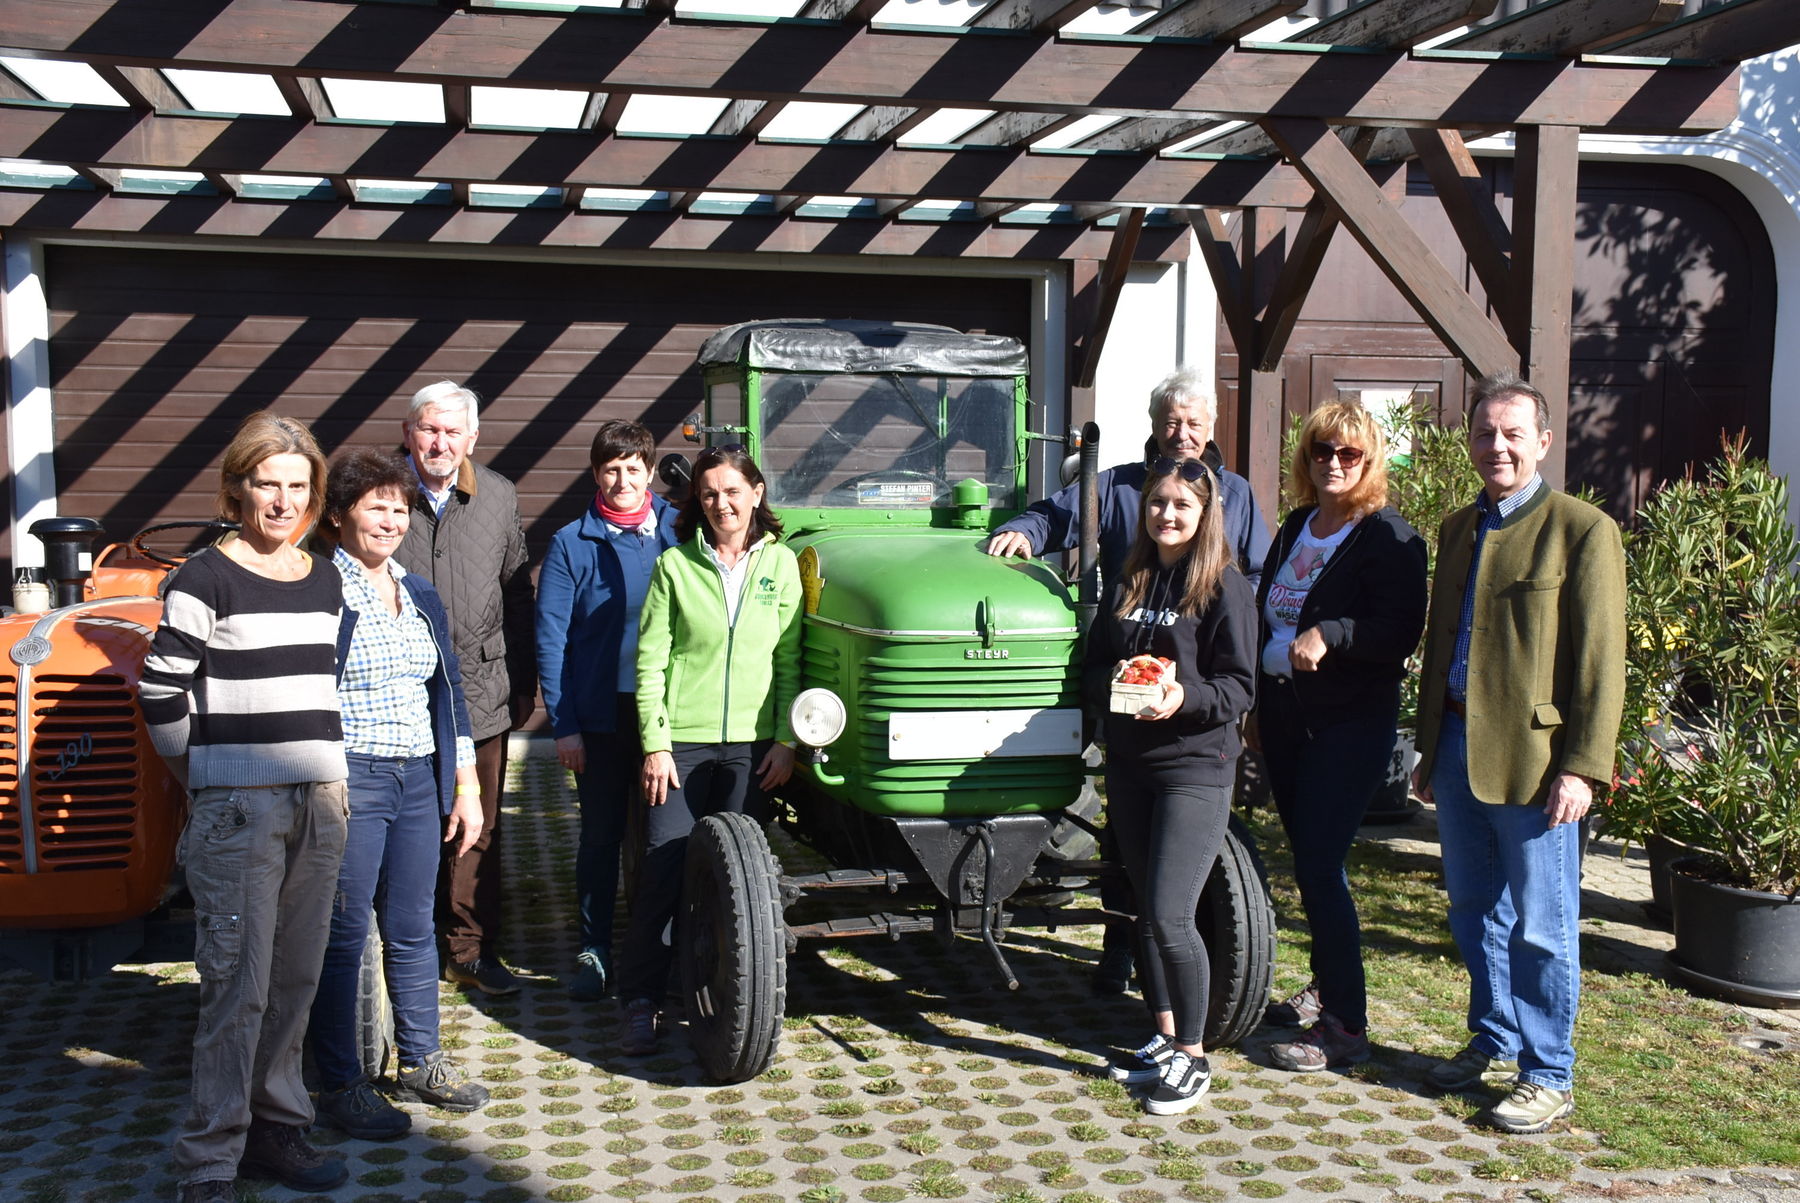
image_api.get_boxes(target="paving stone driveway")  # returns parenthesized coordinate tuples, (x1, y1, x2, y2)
(2, 747, 1796, 1203)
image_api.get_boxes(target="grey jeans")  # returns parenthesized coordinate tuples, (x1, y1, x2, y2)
(171, 780, 348, 1185)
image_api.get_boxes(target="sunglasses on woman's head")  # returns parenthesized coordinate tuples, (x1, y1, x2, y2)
(1310, 442, 1365, 468)
(1147, 455, 1212, 483)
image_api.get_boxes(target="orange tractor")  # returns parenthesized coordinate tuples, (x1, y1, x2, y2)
(0, 517, 234, 979)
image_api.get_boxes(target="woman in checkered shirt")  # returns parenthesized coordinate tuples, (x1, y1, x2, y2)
(308, 449, 490, 1142)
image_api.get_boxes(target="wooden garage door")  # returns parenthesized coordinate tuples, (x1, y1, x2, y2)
(46, 245, 1031, 558)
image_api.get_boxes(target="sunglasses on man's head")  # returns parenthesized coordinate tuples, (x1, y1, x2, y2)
(1310, 442, 1365, 468)
(1148, 455, 1212, 483)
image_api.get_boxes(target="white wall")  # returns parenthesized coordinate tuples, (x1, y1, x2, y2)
(1091, 256, 1221, 463)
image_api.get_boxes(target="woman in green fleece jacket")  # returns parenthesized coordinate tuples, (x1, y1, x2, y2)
(614, 444, 803, 1055)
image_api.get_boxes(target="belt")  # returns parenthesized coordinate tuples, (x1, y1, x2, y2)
(1443, 694, 1466, 718)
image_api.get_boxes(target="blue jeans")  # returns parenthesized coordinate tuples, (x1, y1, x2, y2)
(1430, 713, 1581, 1091)
(576, 696, 641, 963)
(312, 754, 444, 1089)
(1260, 677, 1396, 1033)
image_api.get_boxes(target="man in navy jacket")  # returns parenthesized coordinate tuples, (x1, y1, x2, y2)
(984, 368, 1270, 594)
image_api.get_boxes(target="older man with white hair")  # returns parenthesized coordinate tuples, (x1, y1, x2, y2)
(395, 380, 537, 996)
(986, 367, 1271, 995)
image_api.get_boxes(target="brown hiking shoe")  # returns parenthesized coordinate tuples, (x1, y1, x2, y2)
(237, 1118, 348, 1193)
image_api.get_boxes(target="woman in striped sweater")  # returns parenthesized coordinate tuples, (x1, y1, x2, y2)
(139, 412, 351, 1203)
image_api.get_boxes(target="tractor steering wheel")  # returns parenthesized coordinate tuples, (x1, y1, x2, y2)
(130, 520, 243, 568)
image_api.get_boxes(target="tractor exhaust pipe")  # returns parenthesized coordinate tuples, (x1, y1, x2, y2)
(1076, 421, 1101, 635)
(29, 517, 105, 609)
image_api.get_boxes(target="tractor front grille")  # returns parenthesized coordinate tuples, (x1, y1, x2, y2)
(24, 674, 142, 870)
(0, 672, 19, 871)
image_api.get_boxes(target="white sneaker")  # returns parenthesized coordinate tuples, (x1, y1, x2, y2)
(1108, 1032, 1174, 1084)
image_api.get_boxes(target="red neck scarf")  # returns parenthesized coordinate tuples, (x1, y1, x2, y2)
(597, 492, 653, 529)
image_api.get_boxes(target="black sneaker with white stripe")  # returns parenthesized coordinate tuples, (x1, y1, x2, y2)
(1108, 1033, 1174, 1084)
(1145, 1051, 1212, 1115)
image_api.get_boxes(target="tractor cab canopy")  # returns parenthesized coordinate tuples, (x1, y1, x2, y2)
(697, 320, 1030, 517)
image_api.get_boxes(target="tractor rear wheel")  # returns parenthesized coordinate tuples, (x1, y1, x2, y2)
(680, 812, 788, 1083)
(1200, 813, 1276, 1049)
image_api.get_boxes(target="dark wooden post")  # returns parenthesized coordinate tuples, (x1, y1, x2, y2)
(1511, 124, 1580, 487)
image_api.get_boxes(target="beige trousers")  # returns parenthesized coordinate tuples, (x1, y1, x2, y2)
(171, 780, 348, 1185)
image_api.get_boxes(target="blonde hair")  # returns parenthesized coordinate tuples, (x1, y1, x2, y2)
(1286, 401, 1389, 513)
(217, 411, 329, 529)
(1114, 465, 1231, 619)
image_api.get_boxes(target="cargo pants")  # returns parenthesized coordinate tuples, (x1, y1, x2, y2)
(171, 780, 349, 1186)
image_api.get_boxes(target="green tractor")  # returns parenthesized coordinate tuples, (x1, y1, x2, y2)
(663, 319, 1275, 1083)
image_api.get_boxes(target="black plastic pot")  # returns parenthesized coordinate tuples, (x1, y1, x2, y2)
(1641, 832, 1689, 929)
(1666, 856, 1800, 1008)
(1361, 730, 1421, 825)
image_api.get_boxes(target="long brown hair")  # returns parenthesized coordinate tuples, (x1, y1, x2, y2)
(1113, 464, 1231, 619)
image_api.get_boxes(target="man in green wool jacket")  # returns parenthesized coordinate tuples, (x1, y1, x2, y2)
(1412, 371, 1626, 1136)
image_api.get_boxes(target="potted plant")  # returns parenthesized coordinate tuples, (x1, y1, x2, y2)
(1613, 436, 1800, 1006)
(1367, 399, 1481, 821)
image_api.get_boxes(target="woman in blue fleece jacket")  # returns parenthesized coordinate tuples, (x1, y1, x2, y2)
(536, 420, 680, 1002)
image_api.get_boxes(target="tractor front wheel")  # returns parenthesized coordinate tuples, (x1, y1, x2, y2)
(680, 812, 788, 1083)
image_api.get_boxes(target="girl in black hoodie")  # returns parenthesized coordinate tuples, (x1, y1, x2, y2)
(1086, 459, 1258, 1115)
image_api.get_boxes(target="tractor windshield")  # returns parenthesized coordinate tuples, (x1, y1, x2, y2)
(755, 371, 1019, 510)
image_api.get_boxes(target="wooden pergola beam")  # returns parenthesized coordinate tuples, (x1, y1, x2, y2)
(1262, 116, 1518, 378)
(1192, 209, 1255, 366)
(1447, 0, 1687, 54)
(1407, 127, 1514, 331)
(0, 0, 1741, 134)
(0, 188, 1193, 260)
(1253, 127, 1378, 372)
(1510, 123, 1579, 485)
(0, 105, 1329, 208)
(956, 111, 1087, 149)
(1074, 117, 1216, 154)
(1075, 207, 1145, 389)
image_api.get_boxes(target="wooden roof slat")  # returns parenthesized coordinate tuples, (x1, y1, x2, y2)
(274, 75, 335, 121)
(0, 188, 1191, 260)
(0, 0, 1740, 134)
(93, 63, 188, 111)
(969, 0, 1105, 33)
(71, 163, 118, 190)
(835, 106, 931, 142)
(580, 91, 629, 134)
(955, 111, 1086, 147)
(795, 0, 890, 25)
(0, 62, 37, 103)
(1601, 0, 1800, 63)
(443, 83, 472, 128)
(1287, 0, 1498, 50)
(708, 99, 782, 138)
(1445, 0, 1686, 55)
(1131, 0, 1303, 41)
(1072, 116, 1216, 153)
(0, 104, 1330, 208)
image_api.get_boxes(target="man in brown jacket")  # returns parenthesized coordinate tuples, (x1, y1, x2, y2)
(397, 380, 537, 996)
(1412, 372, 1625, 1135)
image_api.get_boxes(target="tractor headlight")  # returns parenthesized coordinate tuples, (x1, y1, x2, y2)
(790, 688, 848, 749)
